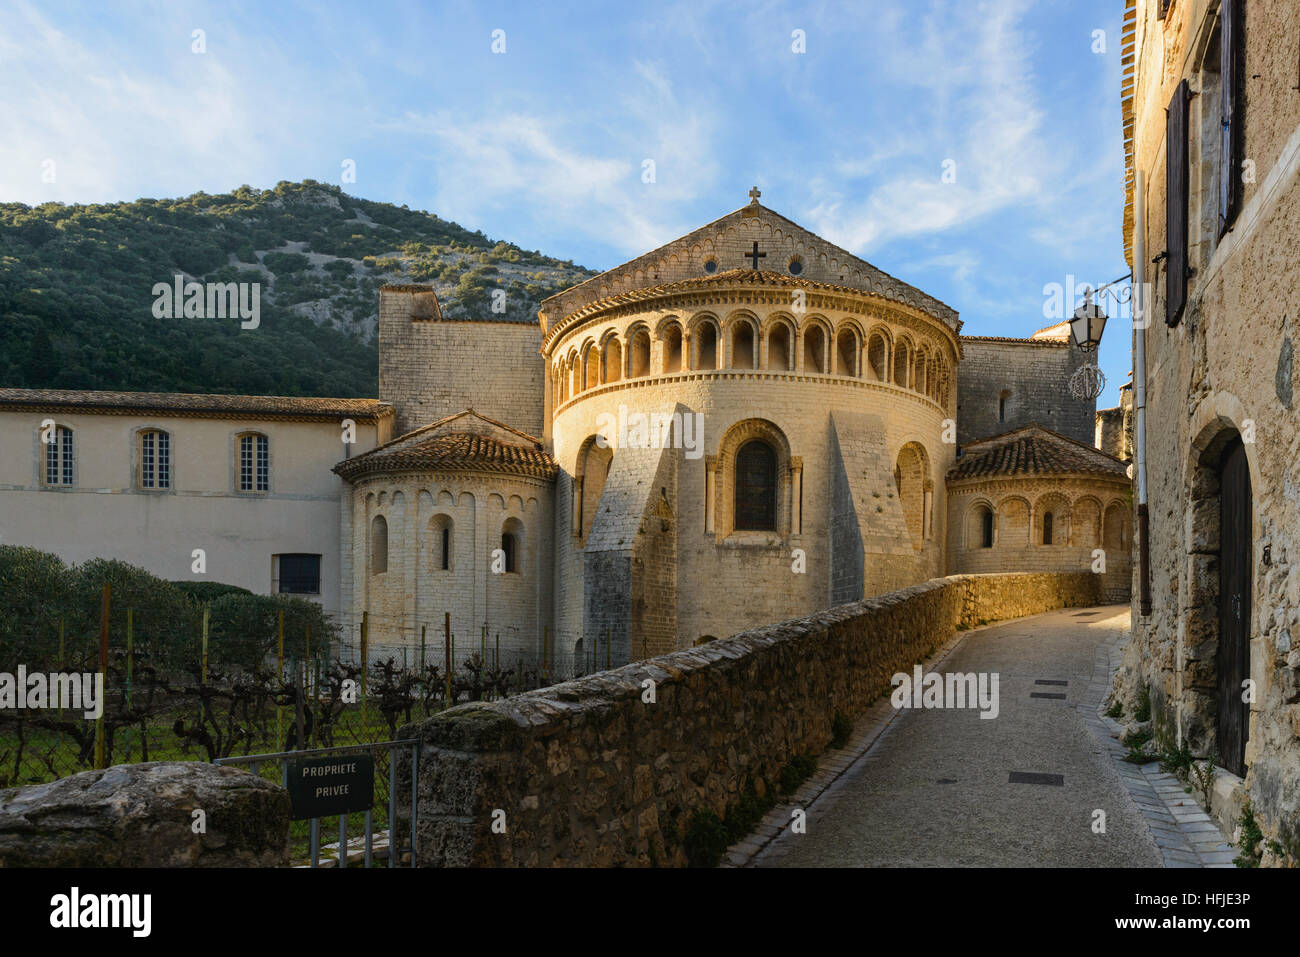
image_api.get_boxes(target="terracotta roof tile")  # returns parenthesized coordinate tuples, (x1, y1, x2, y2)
(334, 430, 556, 481)
(949, 425, 1129, 481)
(0, 388, 392, 422)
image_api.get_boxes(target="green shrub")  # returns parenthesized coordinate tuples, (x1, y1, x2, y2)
(779, 753, 817, 795)
(830, 711, 853, 749)
(683, 809, 729, 868)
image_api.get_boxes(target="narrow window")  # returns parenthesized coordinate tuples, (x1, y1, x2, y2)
(239, 433, 269, 492)
(441, 526, 451, 570)
(1167, 79, 1190, 326)
(998, 391, 1010, 423)
(501, 531, 517, 573)
(735, 440, 777, 531)
(1218, 0, 1242, 237)
(370, 514, 388, 574)
(1043, 512, 1054, 546)
(44, 426, 75, 486)
(982, 509, 994, 548)
(140, 430, 171, 489)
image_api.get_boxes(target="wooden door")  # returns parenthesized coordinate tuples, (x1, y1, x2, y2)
(1216, 437, 1251, 777)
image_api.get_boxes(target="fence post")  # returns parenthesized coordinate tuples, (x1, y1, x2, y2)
(277, 609, 285, 752)
(420, 624, 427, 674)
(201, 605, 210, 686)
(124, 608, 134, 761)
(443, 612, 451, 709)
(94, 583, 110, 770)
(360, 611, 369, 730)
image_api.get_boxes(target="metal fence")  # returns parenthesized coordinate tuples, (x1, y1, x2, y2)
(215, 738, 418, 868)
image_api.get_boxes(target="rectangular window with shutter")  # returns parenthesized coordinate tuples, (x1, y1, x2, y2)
(1167, 79, 1190, 327)
(1218, 0, 1242, 238)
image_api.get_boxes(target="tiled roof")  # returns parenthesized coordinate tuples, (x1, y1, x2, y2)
(960, 334, 1067, 347)
(333, 429, 557, 481)
(949, 425, 1129, 481)
(561, 267, 938, 324)
(0, 388, 393, 422)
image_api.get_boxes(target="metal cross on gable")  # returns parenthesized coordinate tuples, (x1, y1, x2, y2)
(746, 241, 766, 269)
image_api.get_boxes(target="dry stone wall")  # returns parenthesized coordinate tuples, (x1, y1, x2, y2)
(404, 570, 1099, 867)
(0, 762, 289, 867)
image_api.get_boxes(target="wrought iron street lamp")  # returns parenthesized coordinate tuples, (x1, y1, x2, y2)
(1068, 287, 1107, 400)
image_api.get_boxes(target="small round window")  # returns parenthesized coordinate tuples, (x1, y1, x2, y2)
(788, 258, 803, 275)
(703, 258, 718, 274)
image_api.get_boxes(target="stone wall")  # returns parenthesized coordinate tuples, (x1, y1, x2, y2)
(0, 762, 289, 867)
(957, 337, 1094, 446)
(1115, 0, 1300, 865)
(404, 570, 1099, 867)
(378, 287, 545, 438)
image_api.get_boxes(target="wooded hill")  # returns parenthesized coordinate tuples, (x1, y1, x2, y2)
(0, 180, 596, 396)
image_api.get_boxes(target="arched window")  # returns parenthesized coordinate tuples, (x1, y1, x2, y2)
(662, 323, 683, 373)
(138, 429, 171, 489)
(429, 514, 453, 571)
(370, 514, 388, 574)
(998, 390, 1011, 424)
(836, 329, 858, 376)
(767, 322, 793, 371)
(982, 508, 994, 548)
(602, 337, 622, 383)
(803, 325, 826, 373)
(501, 517, 524, 574)
(43, 424, 75, 487)
(696, 322, 718, 370)
(867, 334, 889, 381)
(629, 329, 651, 377)
(734, 440, 777, 530)
(237, 432, 269, 492)
(731, 321, 756, 369)
(892, 341, 910, 387)
(1043, 511, 1054, 545)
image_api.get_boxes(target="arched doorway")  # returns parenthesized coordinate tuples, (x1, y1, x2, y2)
(1217, 436, 1251, 777)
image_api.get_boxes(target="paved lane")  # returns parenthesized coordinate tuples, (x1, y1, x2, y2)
(756, 606, 1163, 867)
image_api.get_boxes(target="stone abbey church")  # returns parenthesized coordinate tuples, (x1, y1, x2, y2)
(0, 192, 1130, 668)
(339, 192, 1132, 663)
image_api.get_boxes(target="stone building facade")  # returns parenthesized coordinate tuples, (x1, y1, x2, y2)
(341, 194, 1130, 668)
(944, 425, 1133, 603)
(1113, 0, 1300, 862)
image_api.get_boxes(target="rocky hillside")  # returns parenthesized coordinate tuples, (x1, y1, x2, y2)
(0, 181, 596, 397)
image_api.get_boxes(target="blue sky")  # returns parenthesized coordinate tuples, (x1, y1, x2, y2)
(1, 0, 1133, 407)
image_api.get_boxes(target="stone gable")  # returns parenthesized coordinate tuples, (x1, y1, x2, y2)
(538, 199, 959, 331)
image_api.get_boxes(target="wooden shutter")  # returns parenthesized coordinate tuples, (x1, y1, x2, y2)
(1218, 0, 1242, 237)
(1166, 79, 1190, 327)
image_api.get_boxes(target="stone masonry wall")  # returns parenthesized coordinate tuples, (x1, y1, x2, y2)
(1114, 0, 1300, 865)
(379, 288, 545, 437)
(957, 337, 1094, 446)
(404, 570, 1098, 867)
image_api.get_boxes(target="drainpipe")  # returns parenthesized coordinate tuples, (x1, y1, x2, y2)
(1134, 169, 1152, 616)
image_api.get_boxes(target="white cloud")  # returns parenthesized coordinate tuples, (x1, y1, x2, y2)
(802, 0, 1051, 255)
(398, 59, 722, 256)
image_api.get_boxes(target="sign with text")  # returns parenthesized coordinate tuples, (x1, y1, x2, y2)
(286, 754, 374, 821)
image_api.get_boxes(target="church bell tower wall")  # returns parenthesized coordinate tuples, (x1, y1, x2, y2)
(957, 337, 1094, 446)
(379, 286, 545, 436)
